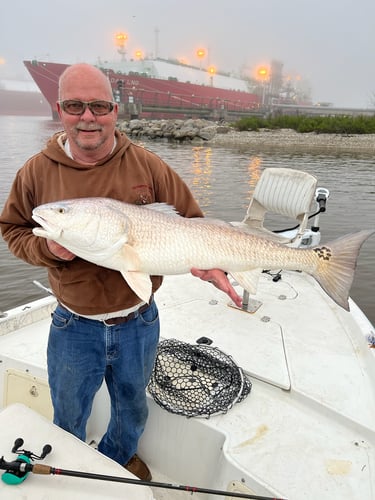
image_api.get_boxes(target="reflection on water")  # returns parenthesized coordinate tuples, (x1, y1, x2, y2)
(191, 146, 213, 212)
(246, 155, 263, 199)
(0, 116, 374, 326)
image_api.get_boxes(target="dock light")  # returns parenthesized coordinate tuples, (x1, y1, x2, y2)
(257, 66, 269, 80)
(208, 65, 216, 86)
(135, 50, 143, 60)
(115, 32, 128, 61)
(115, 32, 128, 48)
(255, 65, 270, 106)
(196, 48, 206, 71)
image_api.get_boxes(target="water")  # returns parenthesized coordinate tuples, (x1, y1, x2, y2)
(0, 116, 374, 325)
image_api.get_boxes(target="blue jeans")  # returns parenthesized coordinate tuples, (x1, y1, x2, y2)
(47, 301, 160, 465)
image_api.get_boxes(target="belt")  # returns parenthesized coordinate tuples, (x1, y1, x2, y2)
(59, 296, 153, 326)
(103, 301, 151, 325)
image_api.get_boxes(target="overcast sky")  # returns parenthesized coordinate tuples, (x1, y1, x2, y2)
(1, 0, 374, 108)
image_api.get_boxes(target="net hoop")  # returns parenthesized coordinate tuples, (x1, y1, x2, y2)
(148, 338, 252, 418)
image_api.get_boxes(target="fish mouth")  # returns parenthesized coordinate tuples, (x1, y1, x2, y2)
(32, 213, 62, 239)
(32, 213, 48, 228)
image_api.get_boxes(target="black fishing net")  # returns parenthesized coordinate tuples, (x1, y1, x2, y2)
(148, 338, 252, 418)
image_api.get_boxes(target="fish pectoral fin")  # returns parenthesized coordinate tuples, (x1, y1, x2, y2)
(121, 243, 141, 268)
(120, 244, 152, 303)
(122, 271, 153, 304)
(230, 270, 261, 295)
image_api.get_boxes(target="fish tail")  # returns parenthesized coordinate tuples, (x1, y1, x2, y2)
(311, 230, 374, 311)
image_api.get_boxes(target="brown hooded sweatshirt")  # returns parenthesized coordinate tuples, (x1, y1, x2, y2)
(0, 130, 203, 315)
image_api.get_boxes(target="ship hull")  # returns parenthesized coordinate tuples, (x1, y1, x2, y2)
(24, 60, 261, 120)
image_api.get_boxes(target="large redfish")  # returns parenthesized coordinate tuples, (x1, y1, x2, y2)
(32, 197, 374, 310)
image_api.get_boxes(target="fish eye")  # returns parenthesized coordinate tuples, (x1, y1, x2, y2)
(58, 208, 65, 214)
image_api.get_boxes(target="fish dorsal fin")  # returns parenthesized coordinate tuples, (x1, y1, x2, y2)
(143, 204, 229, 226)
(144, 203, 180, 216)
(230, 270, 262, 295)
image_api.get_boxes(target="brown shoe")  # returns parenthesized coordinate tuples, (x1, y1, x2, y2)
(124, 454, 152, 481)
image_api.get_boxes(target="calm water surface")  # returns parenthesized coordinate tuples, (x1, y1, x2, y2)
(0, 116, 374, 324)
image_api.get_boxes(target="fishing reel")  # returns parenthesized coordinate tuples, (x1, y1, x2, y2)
(0, 437, 52, 485)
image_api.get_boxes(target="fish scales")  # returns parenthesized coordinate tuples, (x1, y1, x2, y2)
(105, 201, 311, 273)
(32, 197, 374, 310)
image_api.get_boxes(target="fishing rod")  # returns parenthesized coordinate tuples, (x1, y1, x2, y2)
(0, 438, 287, 500)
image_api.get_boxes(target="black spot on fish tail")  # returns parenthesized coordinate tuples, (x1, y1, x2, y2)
(311, 230, 374, 311)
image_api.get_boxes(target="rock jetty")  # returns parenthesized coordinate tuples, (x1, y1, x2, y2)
(117, 118, 375, 153)
(117, 118, 231, 144)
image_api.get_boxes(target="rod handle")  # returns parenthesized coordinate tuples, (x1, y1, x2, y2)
(32, 464, 52, 475)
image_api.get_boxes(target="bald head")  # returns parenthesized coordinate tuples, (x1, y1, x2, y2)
(58, 63, 114, 101)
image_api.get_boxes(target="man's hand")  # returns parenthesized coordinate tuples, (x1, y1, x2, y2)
(47, 240, 76, 261)
(191, 268, 242, 308)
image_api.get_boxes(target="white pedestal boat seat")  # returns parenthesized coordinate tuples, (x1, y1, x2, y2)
(238, 167, 318, 247)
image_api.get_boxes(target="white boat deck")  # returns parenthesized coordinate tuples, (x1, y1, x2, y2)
(0, 272, 374, 499)
(142, 274, 375, 499)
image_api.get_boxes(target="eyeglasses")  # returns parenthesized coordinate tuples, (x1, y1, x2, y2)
(59, 100, 115, 116)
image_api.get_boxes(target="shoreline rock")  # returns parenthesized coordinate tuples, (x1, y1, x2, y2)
(117, 119, 375, 154)
(118, 118, 228, 144)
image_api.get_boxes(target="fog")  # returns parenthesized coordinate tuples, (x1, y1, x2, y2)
(1, 0, 375, 108)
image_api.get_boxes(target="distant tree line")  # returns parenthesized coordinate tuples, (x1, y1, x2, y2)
(232, 115, 375, 134)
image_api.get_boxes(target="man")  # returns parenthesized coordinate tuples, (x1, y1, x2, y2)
(0, 63, 241, 481)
